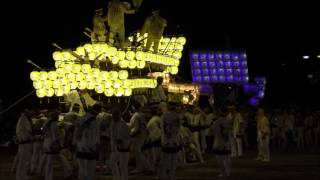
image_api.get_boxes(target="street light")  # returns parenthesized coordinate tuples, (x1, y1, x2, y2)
(303, 55, 310, 60)
(317, 55, 320, 59)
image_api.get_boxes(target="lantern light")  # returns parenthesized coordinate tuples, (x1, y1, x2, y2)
(128, 60, 137, 69)
(126, 51, 135, 60)
(39, 71, 48, 81)
(104, 79, 113, 88)
(36, 89, 46, 98)
(118, 70, 129, 80)
(109, 71, 118, 80)
(104, 88, 114, 97)
(119, 60, 129, 68)
(137, 61, 146, 69)
(46, 88, 55, 97)
(30, 71, 40, 81)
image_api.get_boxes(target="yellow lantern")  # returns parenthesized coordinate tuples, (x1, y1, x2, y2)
(126, 51, 135, 60)
(81, 64, 91, 73)
(170, 66, 179, 75)
(88, 52, 96, 61)
(175, 44, 184, 51)
(87, 81, 95, 90)
(43, 80, 53, 89)
(109, 71, 118, 80)
(124, 88, 132, 96)
(72, 64, 81, 73)
(59, 75, 69, 84)
(33, 81, 43, 89)
(100, 71, 110, 80)
(48, 71, 58, 81)
(135, 51, 145, 61)
(95, 84, 104, 94)
(128, 60, 137, 69)
(78, 81, 87, 90)
(46, 88, 55, 97)
(168, 44, 175, 51)
(52, 80, 61, 89)
(39, 71, 48, 81)
(70, 81, 78, 90)
(55, 88, 64, 96)
(174, 59, 180, 66)
(56, 68, 65, 76)
(52, 51, 63, 61)
(92, 68, 100, 78)
(104, 88, 114, 97)
(118, 70, 129, 80)
(173, 51, 182, 59)
(113, 79, 122, 89)
(55, 61, 63, 68)
(177, 37, 186, 45)
(111, 56, 119, 64)
(76, 46, 85, 56)
(95, 77, 103, 83)
(108, 47, 117, 57)
(115, 88, 124, 97)
(66, 73, 76, 81)
(36, 89, 46, 98)
(122, 79, 131, 88)
(104, 79, 113, 88)
(75, 72, 85, 81)
(30, 71, 40, 81)
(137, 61, 146, 69)
(162, 38, 170, 44)
(116, 51, 126, 59)
(119, 60, 129, 68)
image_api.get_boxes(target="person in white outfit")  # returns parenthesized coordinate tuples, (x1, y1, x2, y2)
(42, 110, 72, 180)
(128, 102, 152, 173)
(110, 107, 130, 180)
(211, 107, 232, 178)
(30, 111, 47, 174)
(15, 109, 35, 180)
(146, 105, 162, 169)
(73, 105, 100, 180)
(159, 102, 182, 180)
(230, 106, 244, 157)
(256, 108, 271, 162)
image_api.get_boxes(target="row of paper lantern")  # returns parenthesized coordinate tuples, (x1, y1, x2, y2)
(52, 45, 182, 66)
(129, 34, 186, 46)
(36, 87, 133, 98)
(30, 69, 130, 82)
(34, 78, 157, 98)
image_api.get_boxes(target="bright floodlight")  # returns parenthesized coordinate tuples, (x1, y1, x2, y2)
(303, 55, 310, 59)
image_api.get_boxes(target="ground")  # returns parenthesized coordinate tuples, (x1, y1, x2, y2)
(1, 147, 320, 180)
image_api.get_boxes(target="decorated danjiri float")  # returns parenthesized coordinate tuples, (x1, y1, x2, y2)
(28, 6, 199, 112)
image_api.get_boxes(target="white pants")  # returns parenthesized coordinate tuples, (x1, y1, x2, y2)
(16, 143, 33, 180)
(78, 158, 96, 180)
(110, 151, 129, 180)
(31, 141, 43, 173)
(43, 152, 72, 180)
(215, 154, 231, 177)
(257, 136, 270, 161)
(231, 137, 243, 157)
(159, 152, 178, 180)
(131, 137, 151, 171)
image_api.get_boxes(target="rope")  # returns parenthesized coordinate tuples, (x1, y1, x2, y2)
(0, 90, 36, 115)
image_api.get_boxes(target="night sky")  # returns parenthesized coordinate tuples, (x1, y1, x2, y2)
(2, 0, 320, 113)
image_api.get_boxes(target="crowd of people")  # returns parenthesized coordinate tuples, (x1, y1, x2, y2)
(7, 79, 320, 180)
(10, 95, 281, 180)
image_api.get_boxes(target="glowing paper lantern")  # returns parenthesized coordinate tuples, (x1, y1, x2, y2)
(36, 89, 46, 98)
(128, 60, 137, 69)
(126, 51, 135, 60)
(48, 71, 58, 81)
(30, 71, 40, 81)
(137, 61, 146, 69)
(39, 71, 48, 81)
(109, 71, 118, 80)
(104, 88, 114, 97)
(118, 70, 129, 80)
(119, 60, 129, 68)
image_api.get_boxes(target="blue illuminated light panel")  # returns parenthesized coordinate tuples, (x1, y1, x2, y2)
(190, 52, 249, 84)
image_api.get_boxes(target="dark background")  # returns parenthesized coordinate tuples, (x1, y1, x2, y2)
(1, 0, 320, 123)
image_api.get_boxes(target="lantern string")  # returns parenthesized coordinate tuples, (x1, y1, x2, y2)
(0, 90, 36, 115)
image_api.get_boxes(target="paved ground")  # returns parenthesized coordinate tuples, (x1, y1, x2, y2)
(1, 147, 320, 180)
